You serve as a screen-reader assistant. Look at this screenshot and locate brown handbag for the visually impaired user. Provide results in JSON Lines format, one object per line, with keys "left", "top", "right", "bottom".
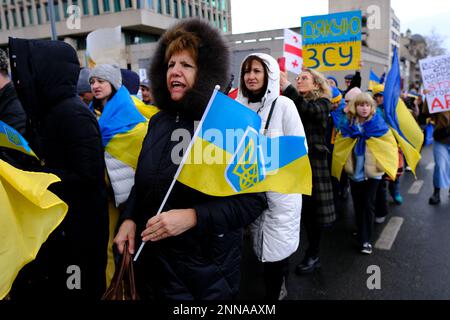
{"left": 102, "top": 242, "right": 139, "bottom": 300}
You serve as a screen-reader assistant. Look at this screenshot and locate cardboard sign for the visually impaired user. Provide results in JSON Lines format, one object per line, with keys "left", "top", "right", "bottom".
{"left": 419, "top": 54, "right": 450, "bottom": 114}
{"left": 301, "top": 11, "right": 362, "bottom": 72}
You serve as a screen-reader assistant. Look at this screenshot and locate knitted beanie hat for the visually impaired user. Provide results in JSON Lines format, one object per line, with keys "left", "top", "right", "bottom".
{"left": 89, "top": 64, "right": 122, "bottom": 90}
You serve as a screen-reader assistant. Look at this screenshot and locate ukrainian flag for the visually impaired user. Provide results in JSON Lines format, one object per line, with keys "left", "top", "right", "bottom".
{"left": 177, "top": 90, "right": 312, "bottom": 196}
{"left": 369, "top": 69, "right": 381, "bottom": 91}
{"left": 0, "top": 130, "right": 67, "bottom": 299}
{"left": 98, "top": 86, "right": 148, "bottom": 205}
{"left": 131, "top": 95, "right": 159, "bottom": 120}
{"left": 383, "top": 48, "right": 423, "bottom": 175}
{"left": 0, "top": 120, "right": 37, "bottom": 159}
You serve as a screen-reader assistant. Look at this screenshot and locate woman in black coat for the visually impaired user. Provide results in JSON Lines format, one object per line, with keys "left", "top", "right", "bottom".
{"left": 114, "top": 18, "right": 267, "bottom": 300}
{"left": 9, "top": 38, "right": 109, "bottom": 299}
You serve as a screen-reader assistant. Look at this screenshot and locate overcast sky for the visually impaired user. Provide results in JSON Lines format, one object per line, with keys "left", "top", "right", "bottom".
{"left": 230, "top": 0, "right": 450, "bottom": 51}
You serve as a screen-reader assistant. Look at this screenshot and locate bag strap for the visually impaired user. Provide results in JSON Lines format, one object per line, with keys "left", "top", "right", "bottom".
{"left": 263, "top": 98, "right": 278, "bottom": 135}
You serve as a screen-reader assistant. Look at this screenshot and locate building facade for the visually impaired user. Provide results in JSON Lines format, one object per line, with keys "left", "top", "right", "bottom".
{"left": 0, "top": 0, "right": 232, "bottom": 70}
{"left": 329, "top": 0, "right": 400, "bottom": 67}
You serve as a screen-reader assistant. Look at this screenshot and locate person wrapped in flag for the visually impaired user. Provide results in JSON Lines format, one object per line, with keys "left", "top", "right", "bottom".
{"left": 236, "top": 52, "right": 311, "bottom": 300}
{"left": 332, "top": 93, "right": 398, "bottom": 255}
{"left": 89, "top": 64, "right": 148, "bottom": 207}
{"left": 88, "top": 64, "right": 149, "bottom": 286}
{"left": 114, "top": 18, "right": 267, "bottom": 300}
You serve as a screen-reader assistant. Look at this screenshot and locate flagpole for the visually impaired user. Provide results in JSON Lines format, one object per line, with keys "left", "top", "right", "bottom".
{"left": 134, "top": 85, "right": 221, "bottom": 262}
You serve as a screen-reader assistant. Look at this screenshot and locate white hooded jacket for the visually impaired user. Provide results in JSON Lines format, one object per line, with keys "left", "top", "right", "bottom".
{"left": 236, "top": 53, "right": 308, "bottom": 262}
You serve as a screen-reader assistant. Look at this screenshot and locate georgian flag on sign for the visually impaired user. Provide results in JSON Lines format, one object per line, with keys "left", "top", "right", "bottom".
{"left": 283, "top": 29, "right": 303, "bottom": 75}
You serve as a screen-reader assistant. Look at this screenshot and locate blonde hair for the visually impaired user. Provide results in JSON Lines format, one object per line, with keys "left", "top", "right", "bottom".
{"left": 347, "top": 92, "right": 377, "bottom": 123}
{"left": 300, "top": 69, "right": 332, "bottom": 101}
{"left": 164, "top": 27, "right": 201, "bottom": 63}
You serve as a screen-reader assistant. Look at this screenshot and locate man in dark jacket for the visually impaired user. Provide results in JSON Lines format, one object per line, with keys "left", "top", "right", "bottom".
{"left": 8, "top": 38, "right": 109, "bottom": 300}
{"left": 0, "top": 48, "right": 26, "bottom": 134}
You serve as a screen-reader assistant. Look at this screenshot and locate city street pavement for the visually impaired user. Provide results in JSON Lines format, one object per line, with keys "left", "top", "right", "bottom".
{"left": 238, "top": 144, "right": 450, "bottom": 300}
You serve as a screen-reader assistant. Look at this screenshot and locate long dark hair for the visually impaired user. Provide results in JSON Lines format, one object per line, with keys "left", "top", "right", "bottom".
{"left": 240, "top": 55, "right": 269, "bottom": 102}
{"left": 92, "top": 86, "right": 117, "bottom": 113}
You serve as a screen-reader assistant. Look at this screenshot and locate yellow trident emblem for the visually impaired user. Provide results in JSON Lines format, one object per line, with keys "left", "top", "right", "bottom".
{"left": 232, "top": 137, "right": 261, "bottom": 191}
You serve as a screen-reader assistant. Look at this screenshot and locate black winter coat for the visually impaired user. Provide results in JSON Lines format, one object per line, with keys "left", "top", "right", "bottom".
{"left": 9, "top": 38, "right": 109, "bottom": 299}
{"left": 123, "top": 111, "right": 267, "bottom": 300}
{"left": 121, "top": 18, "right": 267, "bottom": 300}
{"left": 0, "top": 82, "right": 26, "bottom": 135}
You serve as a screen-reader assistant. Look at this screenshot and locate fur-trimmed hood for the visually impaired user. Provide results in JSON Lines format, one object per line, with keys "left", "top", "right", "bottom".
{"left": 150, "top": 18, "right": 230, "bottom": 121}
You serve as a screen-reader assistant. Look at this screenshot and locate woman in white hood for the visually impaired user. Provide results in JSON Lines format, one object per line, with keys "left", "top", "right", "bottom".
{"left": 236, "top": 53, "right": 307, "bottom": 300}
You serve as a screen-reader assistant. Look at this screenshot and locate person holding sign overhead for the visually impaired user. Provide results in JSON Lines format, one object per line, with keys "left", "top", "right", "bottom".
{"left": 280, "top": 66, "right": 336, "bottom": 274}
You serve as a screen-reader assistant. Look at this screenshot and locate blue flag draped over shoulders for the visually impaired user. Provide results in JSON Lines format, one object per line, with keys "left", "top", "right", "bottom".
{"left": 341, "top": 113, "right": 389, "bottom": 156}
{"left": 97, "top": 86, "right": 146, "bottom": 147}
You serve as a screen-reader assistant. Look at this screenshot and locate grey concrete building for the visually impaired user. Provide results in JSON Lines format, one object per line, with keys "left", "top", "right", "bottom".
{"left": 0, "top": 0, "right": 232, "bottom": 70}
{"left": 329, "top": 0, "right": 400, "bottom": 67}
{"left": 399, "top": 30, "right": 428, "bottom": 90}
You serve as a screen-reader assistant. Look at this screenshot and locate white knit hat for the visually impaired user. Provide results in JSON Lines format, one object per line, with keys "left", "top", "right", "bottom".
{"left": 89, "top": 64, "right": 122, "bottom": 90}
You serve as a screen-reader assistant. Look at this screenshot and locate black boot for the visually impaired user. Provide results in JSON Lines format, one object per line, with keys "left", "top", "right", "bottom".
{"left": 429, "top": 188, "right": 441, "bottom": 205}
{"left": 295, "top": 256, "right": 320, "bottom": 275}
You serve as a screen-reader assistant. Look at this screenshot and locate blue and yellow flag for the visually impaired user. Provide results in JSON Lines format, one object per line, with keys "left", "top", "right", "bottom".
{"left": 0, "top": 159, "right": 68, "bottom": 299}
{"left": 332, "top": 113, "right": 399, "bottom": 181}
{"left": 0, "top": 120, "right": 37, "bottom": 159}
{"left": 131, "top": 95, "right": 159, "bottom": 120}
{"left": 383, "top": 48, "right": 423, "bottom": 175}
{"left": 97, "top": 86, "right": 148, "bottom": 205}
{"left": 177, "top": 90, "right": 312, "bottom": 196}
{"left": 369, "top": 69, "right": 381, "bottom": 91}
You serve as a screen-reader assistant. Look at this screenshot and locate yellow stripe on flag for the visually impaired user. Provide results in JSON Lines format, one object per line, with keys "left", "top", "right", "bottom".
{"left": 177, "top": 138, "right": 312, "bottom": 196}
{"left": 0, "top": 159, "right": 68, "bottom": 299}
{"left": 332, "top": 134, "right": 357, "bottom": 180}
{"left": 105, "top": 121, "right": 148, "bottom": 170}
{"left": 132, "top": 96, "right": 159, "bottom": 120}
{"left": 366, "top": 131, "right": 399, "bottom": 181}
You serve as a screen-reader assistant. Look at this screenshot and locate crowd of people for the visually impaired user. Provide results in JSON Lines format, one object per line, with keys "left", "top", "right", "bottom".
{"left": 1, "top": 17, "right": 449, "bottom": 301}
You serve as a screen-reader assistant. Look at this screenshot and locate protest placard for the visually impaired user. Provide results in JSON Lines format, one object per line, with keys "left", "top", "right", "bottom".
{"left": 301, "top": 11, "right": 362, "bottom": 72}
{"left": 419, "top": 54, "right": 450, "bottom": 114}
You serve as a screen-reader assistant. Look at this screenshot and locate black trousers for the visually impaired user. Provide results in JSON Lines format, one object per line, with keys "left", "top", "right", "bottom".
{"left": 375, "top": 179, "right": 388, "bottom": 218}
{"left": 302, "top": 195, "right": 321, "bottom": 258}
{"left": 350, "top": 179, "right": 380, "bottom": 245}
{"left": 263, "top": 257, "right": 289, "bottom": 301}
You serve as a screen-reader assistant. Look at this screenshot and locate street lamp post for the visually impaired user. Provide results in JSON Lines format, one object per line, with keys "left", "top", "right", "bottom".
{"left": 47, "top": 0, "right": 58, "bottom": 40}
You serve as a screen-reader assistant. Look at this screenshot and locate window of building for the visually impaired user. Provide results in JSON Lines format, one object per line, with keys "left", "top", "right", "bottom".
{"left": 173, "top": 0, "right": 178, "bottom": 17}
{"left": 114, "top": 0, "right": 121, "bottom": 12}
{"left": 26, "top": 6, "right": 34, "bottom": 24}
{"left": 36, "top": 3, "right": 43, "bottom": 24}
{"left": 62, "top": 0, "right": 69, "bottom": 18}
{"left": 157, "top": 0, "right": 162, "bottom": 13}
{"left": 125, "top": 0, "right": 132, "bottom": 8}
{"left": 19, "top": 7, "right": 25, "bottom": 26}
{"left": 181, "top": 0, "right": 186, "bottom": 17}
{"left": 222, "top": 16, "right": 227, "bottom": 32}
{"left": 165, "top": 0, "right": 170, "bottom": 14}
{"left": 124, "top": 31, "right": 159, "bottom": 44}
{"left": 103, "top": 0, "right": 110, "bottom": 12}
{"left": 221, "top": 0, "right": 226, "bottom": 10}
{"left": 92, "top": 0, "right": 100, "bottom": 14}
{"left": 82, "top": 0, "right": 89, "bottom": 14}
